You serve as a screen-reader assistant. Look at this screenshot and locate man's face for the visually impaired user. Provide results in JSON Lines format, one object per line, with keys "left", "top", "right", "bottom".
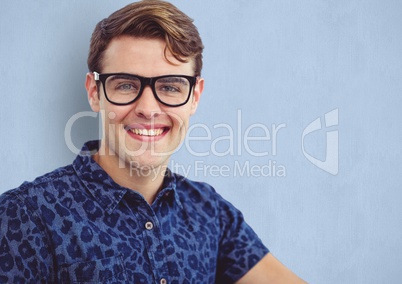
{"left": 86, "top": 36, "right": 203, "bottom": 172}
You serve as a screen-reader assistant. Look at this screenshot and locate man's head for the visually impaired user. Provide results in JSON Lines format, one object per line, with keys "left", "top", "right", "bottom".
{"left": 85, "top": 0, "right": 205, "bottom": 177}
{"left": 87, "top": 0, "right": 204, "bottom": 76}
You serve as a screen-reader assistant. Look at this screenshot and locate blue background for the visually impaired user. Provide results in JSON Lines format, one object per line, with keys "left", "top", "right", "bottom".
{"left": 1, "top": 1, "right": 402, "bottom": 282}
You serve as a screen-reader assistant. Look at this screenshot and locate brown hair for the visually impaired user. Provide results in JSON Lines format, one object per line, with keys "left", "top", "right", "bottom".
{"left": 87, "top": 0, "right": 204, "bottom": 76}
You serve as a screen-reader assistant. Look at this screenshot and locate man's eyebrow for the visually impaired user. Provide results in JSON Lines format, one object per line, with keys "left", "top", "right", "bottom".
{"left": 109, "top": 74, "right": 139, "bottom": 81}
{"left": 157, "top": 77, "right": 188, "bottom": 85}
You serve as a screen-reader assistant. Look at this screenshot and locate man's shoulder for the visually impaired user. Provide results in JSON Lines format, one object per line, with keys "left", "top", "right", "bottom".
{"left": 171, "top": 172, "right": 232, "bottom": 213}
{"left": 173, "top": 172, "right": 217, "bottom": 197}
{"left": 0, "top": 164, "right": 76, "bottom": 207}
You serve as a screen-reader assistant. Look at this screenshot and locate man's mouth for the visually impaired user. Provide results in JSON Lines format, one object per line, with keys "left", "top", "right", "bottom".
{"left": 124, "top": 124, "right": 170, "bottom": 140}
{"left": 129, "top": 128, "right": 165, "bottom": 137}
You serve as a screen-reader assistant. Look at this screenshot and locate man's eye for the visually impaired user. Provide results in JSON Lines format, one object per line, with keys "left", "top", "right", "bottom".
{"left": 160, "top": 85, "right": 180, "bottom": 92}
{"left": 118, "top": 84, "right": 133, "bottom": 90}
{"left": 116, "top": 82, "right": 138, "bottom": 92}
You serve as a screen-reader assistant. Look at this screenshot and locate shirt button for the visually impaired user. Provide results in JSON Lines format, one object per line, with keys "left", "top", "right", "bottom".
{"left": 145, "top": 221, "right": 154, "bottom": 230}
{"left": 160, "top": 278, "right": 167, "bottom": 284}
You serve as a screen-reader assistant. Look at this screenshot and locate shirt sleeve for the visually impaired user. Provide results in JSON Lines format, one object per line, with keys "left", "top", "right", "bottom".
{"left": 0, "top": 190, "right": 53, "bottom": 283}
{"left": 215, "top": 193, "right": 269, "bottom": 283}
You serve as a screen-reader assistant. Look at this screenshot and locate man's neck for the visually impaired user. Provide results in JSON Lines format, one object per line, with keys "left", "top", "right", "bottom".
{"left": 92, "top": 152, "right": 167, "bottom": 205}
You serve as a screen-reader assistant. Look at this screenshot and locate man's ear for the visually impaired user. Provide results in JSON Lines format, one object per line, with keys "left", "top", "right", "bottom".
{"left": 85, "top": 72, "right": 100, "bottom": 112}
{"left": 190, "top": 77, "right": 204, "bottom": 115}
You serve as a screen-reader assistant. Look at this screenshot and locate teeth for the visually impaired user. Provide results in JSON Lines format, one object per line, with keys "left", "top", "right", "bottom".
{"left": 130, "top": 128, "right": 164, "bottom": 136}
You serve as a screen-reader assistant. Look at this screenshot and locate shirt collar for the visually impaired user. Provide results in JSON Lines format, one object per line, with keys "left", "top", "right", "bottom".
{"left": 73, "top": 141, "right": 182, "bottom": 213}
{"left": 154, "top": 168, "right": 183, "bottom": 209}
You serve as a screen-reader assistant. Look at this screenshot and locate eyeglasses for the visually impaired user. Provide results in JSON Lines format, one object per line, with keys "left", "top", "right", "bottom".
{"left": 93, "top": 72, "right": 197, "bottom": 107}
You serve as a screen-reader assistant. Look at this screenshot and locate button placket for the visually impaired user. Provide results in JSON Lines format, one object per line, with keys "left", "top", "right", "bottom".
{"left": 140, "top": 205, "right": 168, "bottom": 283}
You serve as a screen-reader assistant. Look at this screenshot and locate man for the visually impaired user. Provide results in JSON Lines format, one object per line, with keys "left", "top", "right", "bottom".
{"left": 0, "top": 1, "right": 306, "bottom": 283}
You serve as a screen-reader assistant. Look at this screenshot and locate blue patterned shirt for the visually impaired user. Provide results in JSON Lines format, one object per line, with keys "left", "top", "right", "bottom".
{"left": 0, "top": 141, "right": 269, "bottom": 283}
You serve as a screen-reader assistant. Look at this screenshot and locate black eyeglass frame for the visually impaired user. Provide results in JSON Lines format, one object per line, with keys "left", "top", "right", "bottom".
{"left": 93, "top": 71, "right": 198, "bottom": 107}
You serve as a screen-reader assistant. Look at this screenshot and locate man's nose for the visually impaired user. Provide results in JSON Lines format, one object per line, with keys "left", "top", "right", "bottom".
{"left": 132, "top": 86, "right": 162, "bottom": 119}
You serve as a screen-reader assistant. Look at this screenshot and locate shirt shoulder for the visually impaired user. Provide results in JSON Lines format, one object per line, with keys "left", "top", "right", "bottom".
{"left": 174, "top": 174, "right": 218, "bottom": 200}
{"left": 172, "top": 173, "right": 226, "bottom": 217}
{"left": 171, "top": 173, "right": 248, "bottom": 235}
{"left": 0, "top": 166, "right": 76, "bottom": 282}
{"left": 0, "top": 164, "right": 76, "bottom": 214}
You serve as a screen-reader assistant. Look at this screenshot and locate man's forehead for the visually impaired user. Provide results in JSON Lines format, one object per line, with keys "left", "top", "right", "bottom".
{"left": 100, "top": 36, "right": 195, "bottom": 74}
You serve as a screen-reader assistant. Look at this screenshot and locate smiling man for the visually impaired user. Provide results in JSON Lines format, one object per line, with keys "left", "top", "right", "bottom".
{"left": 0, "top": 1, "right": 306, "bottom": 283}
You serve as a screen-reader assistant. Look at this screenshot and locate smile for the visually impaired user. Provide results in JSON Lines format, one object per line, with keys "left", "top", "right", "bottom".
{"left": 129, "top": 128, "right": 165, "bottom": 136}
